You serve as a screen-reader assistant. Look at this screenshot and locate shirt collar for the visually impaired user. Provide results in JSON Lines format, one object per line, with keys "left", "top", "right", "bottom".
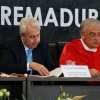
{"left": 21, "top": 40, "right": 29, "bottom": 53}
{"left": 80, "top": 38, "right": 97, "bottom": 52}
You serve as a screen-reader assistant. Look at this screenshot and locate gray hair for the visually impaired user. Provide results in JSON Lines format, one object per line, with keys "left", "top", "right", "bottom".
{"left": 79, "top": 18, "right": 100, "bottom": 32}
{"left": 20, "top": 17, "right": 41, "bottom": 34}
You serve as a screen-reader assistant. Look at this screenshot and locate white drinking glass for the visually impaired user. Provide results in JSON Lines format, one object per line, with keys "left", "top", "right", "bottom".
{"left": 66, "top": 60, "right": 75, "bottom": 65}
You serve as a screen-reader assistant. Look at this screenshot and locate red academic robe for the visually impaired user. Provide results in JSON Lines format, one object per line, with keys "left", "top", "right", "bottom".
{"left": 59, "top": 39, "right": 100, "bottom": 85}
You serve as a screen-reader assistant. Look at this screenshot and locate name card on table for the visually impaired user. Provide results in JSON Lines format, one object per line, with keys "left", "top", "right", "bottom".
{"left": 61, "top": 65, "right": 91, "bottom": 77}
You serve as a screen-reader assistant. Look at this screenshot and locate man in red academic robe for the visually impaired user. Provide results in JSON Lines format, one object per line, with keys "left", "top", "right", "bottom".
{"left": 59, "top": 18, "right": 100, "bottom": 85}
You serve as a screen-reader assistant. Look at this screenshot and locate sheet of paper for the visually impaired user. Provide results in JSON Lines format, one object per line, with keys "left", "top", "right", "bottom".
{"left": 61, "top": 65, "right": 91, "bottom": 77}
{"left": 28, "top": 68, "right": 62, "bottom": 77}
{"left": 50, "top": 68, "right": 62, "bottom": 77}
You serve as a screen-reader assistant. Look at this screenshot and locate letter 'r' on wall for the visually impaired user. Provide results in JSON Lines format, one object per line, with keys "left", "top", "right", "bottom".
{"left": 1, "top": 6, "right": 11, "bottom": 25}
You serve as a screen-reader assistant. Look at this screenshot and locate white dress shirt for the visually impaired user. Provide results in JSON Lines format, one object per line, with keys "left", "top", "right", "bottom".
{"left": 80, "top": 38, "right": 97, "bottom": 52}
{"left": 22, "top": 40, "right": 32, "bottom": 71}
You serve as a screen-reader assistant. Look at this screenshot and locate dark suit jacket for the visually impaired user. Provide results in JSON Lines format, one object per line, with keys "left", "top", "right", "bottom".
{"left": 0, "top": 35, "right": 57, "bottom": 74}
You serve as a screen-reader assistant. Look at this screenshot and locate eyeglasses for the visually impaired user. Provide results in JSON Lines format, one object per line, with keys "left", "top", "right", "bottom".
{"left": 85, "top": 32, "right": 100, "bottom": 38}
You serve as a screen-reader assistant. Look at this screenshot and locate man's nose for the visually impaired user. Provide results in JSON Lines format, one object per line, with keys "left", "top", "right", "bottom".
{"left": 34, "top": 37, "right": 39, "bottom": 42}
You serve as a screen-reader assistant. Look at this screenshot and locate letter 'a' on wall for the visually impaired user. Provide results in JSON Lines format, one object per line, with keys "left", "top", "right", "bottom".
{"left": 0, "top": 0, "right": 99, "bottom": 43}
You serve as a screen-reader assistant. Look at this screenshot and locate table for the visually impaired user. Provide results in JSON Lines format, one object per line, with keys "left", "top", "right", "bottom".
{"left": 27, "top": 77, "right": 100, "bottom": 100}
{"left": 0, "top": 77, "right": 26, "bottom": 100}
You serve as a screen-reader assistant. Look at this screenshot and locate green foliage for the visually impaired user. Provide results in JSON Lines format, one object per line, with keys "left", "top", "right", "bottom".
{"left": 0, "top": 89, "right": 10, "bottom": 100}
{"left": 1, "top": 86, "right": 87, "bottom": 100}
{"left": 22, "top": 94, "right": 26, "bottom": 100}
{"left": 57, "top": 85, "right": 87, "bottom": 100}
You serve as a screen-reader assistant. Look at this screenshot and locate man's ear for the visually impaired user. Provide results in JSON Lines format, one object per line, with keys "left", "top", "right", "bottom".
{"left": 80, "top": 31, "right": 85, "bottom": 39}
{"left": 20, "top": 32, "right": 25, "bottom": 40}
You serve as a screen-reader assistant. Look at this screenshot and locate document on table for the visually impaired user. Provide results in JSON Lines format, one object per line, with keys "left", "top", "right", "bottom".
{"left": 29, "top": 68, "right": 62, "bottom": 78}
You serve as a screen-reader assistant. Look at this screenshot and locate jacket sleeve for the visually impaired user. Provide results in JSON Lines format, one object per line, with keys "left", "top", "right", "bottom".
{"left": 0, "top": 43, "right": 27, "bottom": 74}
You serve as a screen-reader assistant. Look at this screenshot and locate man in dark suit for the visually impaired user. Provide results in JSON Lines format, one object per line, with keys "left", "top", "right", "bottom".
{"left": 0, "top": 17, "right": 57, "bottom": 75}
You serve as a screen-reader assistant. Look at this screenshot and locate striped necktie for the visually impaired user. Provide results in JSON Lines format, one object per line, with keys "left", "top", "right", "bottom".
{"left": 27, "top": 49, "right": 33, "bottom": 75}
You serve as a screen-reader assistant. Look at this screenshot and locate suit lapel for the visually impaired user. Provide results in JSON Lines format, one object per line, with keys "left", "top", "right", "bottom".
{"left": 32, "top": 48, "right": 40, "bottom": 62}
{"left": 32, "top": 49, "right": 36, "bottom": 62}
{"left": 17, "top": 36, "right": 27, "bottom": 63}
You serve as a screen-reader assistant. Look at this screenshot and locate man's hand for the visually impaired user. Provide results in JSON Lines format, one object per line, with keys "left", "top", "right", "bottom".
{"left": 29, "top": 62, "right": 50, "bottom": 76}
{"left": 89, "top": 68, "right": 100, "bottom": 77}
